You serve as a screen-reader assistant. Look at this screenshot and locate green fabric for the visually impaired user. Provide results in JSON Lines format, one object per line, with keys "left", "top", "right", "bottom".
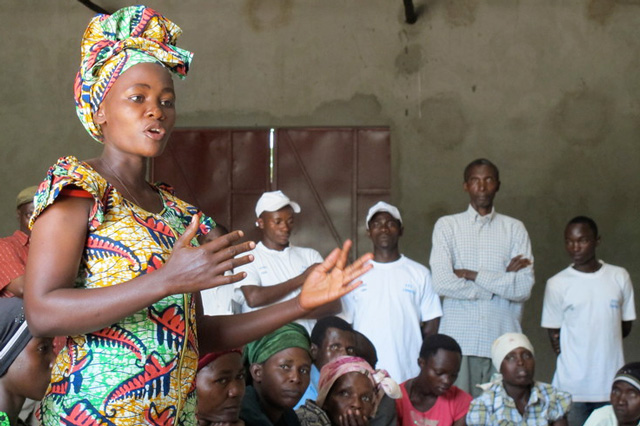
{"left": 244, "top": 323, "right": 310, "bottom": 365}
{"left": 0, "top": 412, "right": 9, "bottom": 426}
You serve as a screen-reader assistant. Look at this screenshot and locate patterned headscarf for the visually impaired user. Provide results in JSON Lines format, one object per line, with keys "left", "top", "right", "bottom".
{"left": 74, "top": 5, "right": 193, "bottom": 142}
{"left": 244, "top": 323, "right": 310, "bottom": 365}
{"left": 0, "top": 298, "right": 32, "bottom": 377}
{"left": 316, "top": 356, "right": 401, "bottom": 415}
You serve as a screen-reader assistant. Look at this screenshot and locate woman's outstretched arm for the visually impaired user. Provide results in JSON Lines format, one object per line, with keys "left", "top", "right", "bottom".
{"left": 197, "top": 240, "right": 373, "bottom": 352}
{"left": 24, "top": 198, "right": 253, "bottom": 337}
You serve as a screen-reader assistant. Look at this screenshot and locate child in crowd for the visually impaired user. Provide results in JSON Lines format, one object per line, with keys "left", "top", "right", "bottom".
{"left": 396, "top": 334, "right": 472, "bottom": 426}
{"left": 297, "top": 355, "right": 401, "bottom": 426}
{"left": 584, "top": 362, "right": 640, "bottom": 426}
{"left": 197, "top": 349, "right": 245, "bottom": 426}
{"left": 23, "top": 5, "right": 372, "bottom": 425}
{"left": 242, "top": 323, "right": 312, "bottom": 426}
{"left": 0, "top": 298, "right": 55, "bottom": 426}
{"left": 466, "top": 333, "right": 572, "bottom": 426}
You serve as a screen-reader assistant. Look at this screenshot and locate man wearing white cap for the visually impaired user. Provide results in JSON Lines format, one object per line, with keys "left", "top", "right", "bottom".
{"left": 233, "top": 190, "right": 328, "bottom": 334}
{"left": 0, "top": 185, "right": 38, "bottom": 298}
{"left": 342, "top": 201, "right": 442, "bottom": 383}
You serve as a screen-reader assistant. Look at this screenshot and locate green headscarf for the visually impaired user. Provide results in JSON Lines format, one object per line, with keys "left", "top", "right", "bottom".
{"left": 244, "top": 323, "right": 310, "bottom": 365}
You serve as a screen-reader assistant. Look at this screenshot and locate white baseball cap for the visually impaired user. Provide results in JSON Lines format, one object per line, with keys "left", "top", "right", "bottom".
{"left": 255, "top": 190, "right": 301, "bottom": 218}
{"left": 365, "top": 201, "right": 402, "bottom": 229}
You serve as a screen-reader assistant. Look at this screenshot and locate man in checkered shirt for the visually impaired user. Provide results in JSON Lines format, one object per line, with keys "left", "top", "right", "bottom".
{"left": 429, "top": 159, "right": 534, "bottom": 397}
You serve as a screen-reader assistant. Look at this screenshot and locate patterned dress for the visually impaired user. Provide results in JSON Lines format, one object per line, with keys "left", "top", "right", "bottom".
{"left": 34, "top": 157, "right": 213, "bottom": 426}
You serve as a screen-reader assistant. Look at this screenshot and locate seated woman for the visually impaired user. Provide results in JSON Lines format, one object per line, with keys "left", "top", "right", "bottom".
{"left": 584, "top": 362, "right": 640, "bottom": 426}
{"left": 241, "top": 323, "right": 312, "bottom": 426}
{"left": 197, "top": 348, "right": 245, "bottom": 426}
{"left": 396, "top": 334, "right": 472, "bottom": 426}
{"left": 297, "top": 355, "right": 401, "bottom": 426}
{"left": 466, "top": 333, "right": 572, "bottom": 426}
{"left": 0, "top": 298, "right": 55, "bottom": 426}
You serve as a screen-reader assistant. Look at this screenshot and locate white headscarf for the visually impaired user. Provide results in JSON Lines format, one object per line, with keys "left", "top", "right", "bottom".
{"left": 477, "top": 333, "right": 535, "bottom": 391}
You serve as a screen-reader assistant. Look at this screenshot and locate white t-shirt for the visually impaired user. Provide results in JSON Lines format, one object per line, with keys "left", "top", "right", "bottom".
{"left": 541, "top": 261, "right": 636, "bottom": 402}
{"left": 201, "top": 282, "right": 239, "bottom": 316}
{"left": 583, "top": 405, "right": 620, "bottom": 426}
{"left": 233, "top": 241, "right": 323, "bottom": 334}
{"left": 342, "top": 255, "right": 443, "bottom": 383}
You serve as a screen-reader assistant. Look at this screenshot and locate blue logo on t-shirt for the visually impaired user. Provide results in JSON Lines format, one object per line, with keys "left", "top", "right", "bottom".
{"left": 610, "top": 299, "right": 620, "bottom": 309}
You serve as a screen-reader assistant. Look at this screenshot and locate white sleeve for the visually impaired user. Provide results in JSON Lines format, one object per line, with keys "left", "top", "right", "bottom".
{"left": 541, "top": 278, "right": 564, "bottom": 328}
{"left": 419, "top": 269, "right": 443, "bottom": 322}
{"left": 620, "top": 269, "right": 636, "bottom": 321}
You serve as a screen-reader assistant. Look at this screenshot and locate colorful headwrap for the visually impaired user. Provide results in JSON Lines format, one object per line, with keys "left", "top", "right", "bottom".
{"left": 198, "top": 348, "right": 243, "bottom": 372}
{"left": 614, "top": 362, "right": 640, "bottom": 392}
{"left": 74, "top": 5, "right": 193, "bottom": 142}
{"left": 244, "top": 323, "right": 310, "bottom": 365}
{"left": 0, "top": 298, "right": 32, "bottom": 377}
{"left": 316, "top": 356, "right": 401, "bottom": 415}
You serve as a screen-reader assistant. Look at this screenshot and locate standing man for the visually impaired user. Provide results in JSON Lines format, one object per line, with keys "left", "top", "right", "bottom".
{"left": 430, "top": 159, "right": 534, "bottom": 397}
{"left": 343, "top": 201, "right": 442, "bottom": 383}
{"left": 0, "top": 185, "right": 38, "bottom": 298}
{"left": 542, "top": 216, "right": 635, "bottom": 426}
{"left": 233, "top": 190, "right": 330, "bottom": 334}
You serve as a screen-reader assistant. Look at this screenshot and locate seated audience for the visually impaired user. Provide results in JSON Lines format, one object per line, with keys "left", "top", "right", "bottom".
{"left": 353, "top": 331, "right": 397, "bottom": 426}
{"left": 197, "top": 348, "right": 245, "bottom": 426}
{"left": 295, "top": 316, "right": 357, "bottom": 410}
{"left": 396, "top": 334, "right": 472, "bottom": 426}
{"left": 466, "top": 333, "right": 571, "bottom": 426}
{"left": 241, "top": 323, "right": 312, "bottom": 426}
{"left": 0, "top": 298, "right": 55, "bottom": 426}
{"left": 584, "top": 362, "right": 640, "bottom": 426}
{"left": 297, "top": 356, "right": 401, "bottom": 426}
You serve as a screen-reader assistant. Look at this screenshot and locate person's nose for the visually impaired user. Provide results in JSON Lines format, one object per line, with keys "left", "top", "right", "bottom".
{"left": 288, "top": 369, "right": 302, "bottom": 383}
{"left": 228, "top": 380, "right": 243, "bottom": 397}
{"left": 146, "top": 102, "right": 165, "bottom": 120}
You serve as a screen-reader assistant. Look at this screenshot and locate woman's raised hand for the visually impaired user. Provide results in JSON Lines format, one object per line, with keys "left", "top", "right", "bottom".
{"left": 162, "top": 213, "right": 255, "bottom": 295}
{"left": 298, "top": 240, "right": 373, "bottom": 311}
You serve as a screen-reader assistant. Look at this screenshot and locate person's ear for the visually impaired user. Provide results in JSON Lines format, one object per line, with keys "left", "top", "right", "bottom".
{"left": 495, "top": 180, "right": 501, "bottom": 193}
{"left": 418, "top": 357, "right": 426, "bottom": 369}
{"left": 94, "top": 105, "right": 106, "bottom": 125}
{"left": 256, "top": 217, "right": 264, "bottom": 230}
{"left": 310, "top": 343, "right": 319, "bottom": 362}
{"left": 250, "top": 363, "right": 263, "bottom": 383}
{"left": 596, "top": 235, "right": 601, "bottom": 247}
{"left": 399, "top": 225, "right": 404, "bottom": 237}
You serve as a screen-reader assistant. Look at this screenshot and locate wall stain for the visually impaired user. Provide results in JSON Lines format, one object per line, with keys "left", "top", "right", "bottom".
{"left": 312, "top": 93, "right": 384, "bottom": 124}
{"left": 445, "top": 0, "right": 479, "bottom": 27}
{"left": 416, "top": 93, "right": 468, "bottom": 150}
{"left": 552, "top": 90, "right": 611, "bottom": 146}
{"left": 587, "top": 0, "right": 616, "bottom": 24}
{"left": 395, "top": 44, "right": 422, "bottom": 75}
{"left": 245, "top": 0, "right": 293, "bottom": 32}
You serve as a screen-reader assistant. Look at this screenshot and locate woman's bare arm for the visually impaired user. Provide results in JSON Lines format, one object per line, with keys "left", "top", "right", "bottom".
{"left": 24, "top": 197, "right": 253, "bottom": 337}
{"left": 197, "top": 240, "right": 373, "bottom": 352}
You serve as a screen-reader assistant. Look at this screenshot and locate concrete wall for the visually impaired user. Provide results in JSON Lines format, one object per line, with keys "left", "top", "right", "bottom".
{"left": 1, "top": 0, "right": 639, "bottom": 381}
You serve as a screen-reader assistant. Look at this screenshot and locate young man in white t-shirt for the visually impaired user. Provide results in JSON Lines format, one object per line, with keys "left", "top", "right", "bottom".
{"left": 542, "top": 216, "right": 636, "bottom": 426}
{"left": 342, "top": 201, "right": 442, "bottom": 383}
{"left": 232, "top": 190, "right": 336, "bottom": 334}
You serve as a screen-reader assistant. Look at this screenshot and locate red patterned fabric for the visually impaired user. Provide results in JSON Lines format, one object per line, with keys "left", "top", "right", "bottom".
{"left": 0, "top": 230, "right": 29, "bottom": 297}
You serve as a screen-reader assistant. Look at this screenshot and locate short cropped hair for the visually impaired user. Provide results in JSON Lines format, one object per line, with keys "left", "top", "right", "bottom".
{"left": 310, "top": 316, "right": 353, "bottom": 346}
{"left": 463, "top": 158, "right": 500, "bottom": 182}
{"left": 419, "top": 334, "right": 462, "bottom": 360}
{"left": 353, "top": 330, "right": 378, "bottom": 368}
{"left": 567, "top": 216, "right": 598, "bottom": 238}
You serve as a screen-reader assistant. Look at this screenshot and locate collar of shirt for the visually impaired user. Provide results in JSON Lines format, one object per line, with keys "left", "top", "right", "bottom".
{"left": 465, "top": 204, "right": 496, "bottom": 225}
{"left": 12, "top": 230, "right": 29, "bottom": 247}
{"left": 498, "top": 381, "right": 542, "bottom": 410}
